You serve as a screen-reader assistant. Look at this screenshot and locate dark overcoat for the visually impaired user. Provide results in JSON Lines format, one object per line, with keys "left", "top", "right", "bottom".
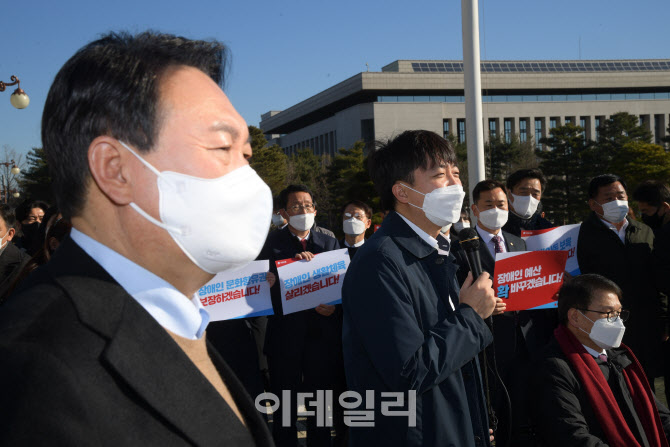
{"left": 577, "top": 212, "right": 663, "bottom": 378}
{"left": 342, "top": 212, "right": 493, "bottom": 447}
{"left": 0, "top": 237, "right": 273, "bottom": 446}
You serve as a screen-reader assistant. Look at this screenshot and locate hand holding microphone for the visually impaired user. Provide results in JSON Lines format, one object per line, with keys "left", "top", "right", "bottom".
{"left": 457, "top": 228, "right": 497, "bottom": 319}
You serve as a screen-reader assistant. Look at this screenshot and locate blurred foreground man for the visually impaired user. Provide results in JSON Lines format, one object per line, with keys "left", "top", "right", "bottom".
{"left": 342, "top": 130, "right": 496, "bottom": 447}
{"left": 0, "top": 32, "right": 274, "bottom": 446}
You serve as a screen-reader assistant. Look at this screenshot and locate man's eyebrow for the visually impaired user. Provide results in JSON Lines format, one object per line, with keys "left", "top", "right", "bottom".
{"left": 210, "top": 122, "right": 241, "bottom": 141}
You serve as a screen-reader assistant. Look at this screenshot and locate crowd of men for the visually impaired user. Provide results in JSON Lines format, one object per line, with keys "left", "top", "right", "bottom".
{"left": 0, "top": 30, "right": 669, "bottom": 447}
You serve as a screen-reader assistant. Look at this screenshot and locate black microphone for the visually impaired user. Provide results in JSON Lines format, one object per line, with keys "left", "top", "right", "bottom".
{"left": 458, "top": 227, "right": 483, "bottom": 280}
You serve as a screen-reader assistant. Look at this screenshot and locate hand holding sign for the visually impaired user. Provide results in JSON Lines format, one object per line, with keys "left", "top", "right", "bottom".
{"left": 493, "top": 251, "right": 568, "bottom": 311}
{"left": 276, "top": 248, "right": 351, "bottom": 315}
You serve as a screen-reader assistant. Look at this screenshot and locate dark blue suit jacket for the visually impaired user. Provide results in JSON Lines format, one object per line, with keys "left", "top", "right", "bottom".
{"left": 342, "top": 212, "right": 493, "bottom": 447}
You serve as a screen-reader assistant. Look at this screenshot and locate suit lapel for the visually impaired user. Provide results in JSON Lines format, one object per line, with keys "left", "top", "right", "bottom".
{"left": 48, "top": 238, "right": 255, "bottom": 446}
{"left": 479, "top": 238, "right": 495, "bottom": 275}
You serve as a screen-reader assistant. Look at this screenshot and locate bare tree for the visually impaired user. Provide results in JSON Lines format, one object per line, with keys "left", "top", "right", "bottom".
{"left": 0, "top": 145, "right": 25, "bottom": 205}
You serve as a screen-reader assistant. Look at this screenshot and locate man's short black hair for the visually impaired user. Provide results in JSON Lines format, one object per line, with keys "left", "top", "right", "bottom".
{"left": 368, "top": 130, "right": 457, "bottom": 212}
{"left": 506, "top": 168, "right": 547, "bottom": 192}
{"left": 557, "top": 274, "right": 623, "bottom": 326}
{"left": 342, "top": 200, "right": 372, "bottom": 219}
{"left": 472, "top": 179, "right": 507, "bottom": 204}
{"left": 633, "top": 180, "right": 670, "bottom": 207}
{"left": 588, "top": 174, "right": 627, "bottom": 199}
{"left": 279, "top": 185, "right": 314, "bottom": 209}
{"left": 42, "top": 31, "right": 228, "bottom": 220}
{"left": 15, "top": 200, "right": 49, "bottom": 223}
{"left": 0, "top": 205, "right": 17, "bottom": 230}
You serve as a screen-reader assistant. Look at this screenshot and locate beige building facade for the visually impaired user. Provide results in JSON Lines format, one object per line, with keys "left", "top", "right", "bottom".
{"left": 260, "top": 59, "right": 670, "bottom": 154}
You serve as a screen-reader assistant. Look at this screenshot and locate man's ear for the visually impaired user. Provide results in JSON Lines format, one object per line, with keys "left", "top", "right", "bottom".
{"left": 588, "top": 198, "right": 599, "bottom": 213}
{"left": 392, "top": 182, "right": 410, "bottom": 204}
{"left": 88, "top": 136, "right": 135, "bottom": 206}
{"left": 471, "top": 203, "right": 480, "bottom": 218}
{"left": 279, "top": 209, "right": 289, "bottom": 221}
{"left": 567, "top": 307, "right": 580, "bottom": 328}
{"left": 6, "top": 228, "right": 15, "bottom": 241}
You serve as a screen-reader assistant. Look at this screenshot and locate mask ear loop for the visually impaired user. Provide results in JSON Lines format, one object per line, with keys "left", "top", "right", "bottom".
{"left": 120, "top": 141, "right": 185, "bottom": 236}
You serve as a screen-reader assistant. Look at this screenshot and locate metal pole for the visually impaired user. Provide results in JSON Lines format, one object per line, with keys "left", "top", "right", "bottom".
{"left": 461, "top": 0, "right": 485, "bottom": 205}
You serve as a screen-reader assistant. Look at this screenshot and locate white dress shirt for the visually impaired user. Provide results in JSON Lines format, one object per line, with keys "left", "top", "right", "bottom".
{"left": 476, "top": 225, "right": 507, "bottom": 259}
{"left": 599, "top": 217, "right": 629, "bottom": 244}
{"left": 70, "top": 228, "right": 210, "bottom": 340}
{"left": 397, "top": 213, "right": 455, "bottom": 310}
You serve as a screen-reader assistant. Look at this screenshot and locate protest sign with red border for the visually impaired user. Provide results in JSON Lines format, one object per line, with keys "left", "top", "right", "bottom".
{"left": 493, "top": 250, "right": 568, "bottom": 311}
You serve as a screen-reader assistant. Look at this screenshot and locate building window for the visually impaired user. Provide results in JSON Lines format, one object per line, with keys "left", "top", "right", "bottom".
{"left": 535, "top": 118, "right": 543, "bottom": 150}
{"left": 443, "top": 119, "right": 450, "bottom": 139}
{"left": 565, "top": 117, "right": 573, "bottom": 125}
{"left": 504, "top": 119, "right": 512, "bottom": 143}
{"left": 519, "top": 119, "right": 528, "bottom": 143}
{"left": 580, "top": 117, "right": 586, "bottom": 138}
{"left": 655, "top": 115, "right": 664, "bottom": 144}
{"left": 489, "top": 119, "right": 497, "bottom": 139}
{"left": 595, "top": 117, "right": 601, "bottom": 141}
{"left": 457, "top": 119, "right": 466, "bottom": 143}
{"left": 549, "top": 117, "right": 557, "bottom": 130}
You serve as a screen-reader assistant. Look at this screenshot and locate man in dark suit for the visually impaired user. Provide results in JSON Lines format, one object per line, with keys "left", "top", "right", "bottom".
{"left": 502, "top": 168, "right": 554, "bottom": 237}
{"left": 259, "top": 184, "right": 341, "bottom": 447}
{"left": 0, "top": 31, "right": 273, "bottom": 446}
{"left": 0, "top": 205, "right": 28, "bottom": 301}
{"left": 452, "top": 179, "right": 526, "bottom": 447}
{"left": 578, "top": 174, "right": 664, "bottom": 387}
{"left": 634, "top": 180, "right": 670, "bottom": 406}
{"left": 339, "top": 200, "right": 372, "bottom": 259}
{"left": 342, "top": 130, "right": 497, "bottom": 447}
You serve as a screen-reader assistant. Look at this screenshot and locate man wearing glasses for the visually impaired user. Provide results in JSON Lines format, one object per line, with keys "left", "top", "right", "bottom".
{"left": 340, "top": 200, "right": 372, "bottom": 259}
{"left": 259, "top": 184, "right": 341, "bottom": 447}
{"left": 529, "top": 274, "right": 670, "bottom": 446}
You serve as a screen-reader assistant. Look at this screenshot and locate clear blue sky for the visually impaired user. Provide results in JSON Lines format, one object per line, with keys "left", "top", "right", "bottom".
{"left": 1, "top": 0, "right": 668, "bottom": 159}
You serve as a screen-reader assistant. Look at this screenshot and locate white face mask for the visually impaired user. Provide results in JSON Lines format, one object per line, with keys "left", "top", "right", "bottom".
{"left": 343, "top": 217, "right": 366, "bottom": 235}
{"left": 453, "top": 221, "right": 470, "bottom": 233}
{"left": 0, "top": 228, "right": 10, "bottom": 250}
{"left": 596, "top": 200, "right": 629, "bottom": 224}
{"left": 271, "top": 214, "right": 285, "bottom": 227}
{"left": 477, "top": 207, "right": 508, "bottom": 230}
{"left": 401, "top": 183, "right": 466, "bottom": 227}
{"left": 579, "top": 311, "right": 626, "bottom": 350}
{"left": 511, "top": 194, "right": 540, "bottom": 219}
{"left": 289, "top": 213, "right": 315, "bottom": 232}
{"left": 120, "top": 141, "right": 272, "bottom": 274}
{"left": 440, "top": 223, "right": 452, "bottom": 234}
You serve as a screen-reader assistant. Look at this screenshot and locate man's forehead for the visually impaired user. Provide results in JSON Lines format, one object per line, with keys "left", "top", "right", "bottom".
{"left": 599, "top": 182, "right": 625, "bottom": 194}
{"left": 287, "top": 192, "right": 312, "bottom": 203}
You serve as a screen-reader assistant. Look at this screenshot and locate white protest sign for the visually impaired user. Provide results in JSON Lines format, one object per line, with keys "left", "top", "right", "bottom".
{"left": 521, "top": 223, "right": 581, "bottom": 275}
{"left": 197, "top": 260, "right": 273, "bottom": 321}
{"left": 276, "top": 248, "right": 350, "bottom": 315}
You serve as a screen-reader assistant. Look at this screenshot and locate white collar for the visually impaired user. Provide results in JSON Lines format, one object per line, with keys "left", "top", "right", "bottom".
{"left": 70, "top": 228, "right": 209, "bottom": 340}
{"left": 397, "top": 212, "right": 438, "bottom": 249}
{"left": 599, "top": 217, "right": 628, "bottom": 243}
{"left": 344, "top": 238, "right": 365, "bottom": 248}
{"left": 582, "top": 344, "right": 607, "bottom": 358}
{"left": 476, "top": 225, "right": 505, "bottom": 245}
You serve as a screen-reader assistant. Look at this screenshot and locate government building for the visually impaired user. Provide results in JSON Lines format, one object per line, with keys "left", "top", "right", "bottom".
{"left": 259, "top": 59, "right": 670, "bottom": 154}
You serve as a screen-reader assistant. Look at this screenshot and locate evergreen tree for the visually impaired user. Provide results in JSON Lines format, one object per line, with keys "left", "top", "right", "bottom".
{"left": 18, "top": 147, "right": 53, "bottom": 204}
{"left": 537, "top": 124, "right": 592, "bottom": 224}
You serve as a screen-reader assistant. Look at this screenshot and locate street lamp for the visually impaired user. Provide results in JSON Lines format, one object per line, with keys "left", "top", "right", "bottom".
{"left": 0, "top": 76, "right": 29, "bottom": 109}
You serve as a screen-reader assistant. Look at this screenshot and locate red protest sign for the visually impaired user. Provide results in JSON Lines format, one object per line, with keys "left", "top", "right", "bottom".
{"left": 493, "top": 251, "right": 568, "bottom": 311}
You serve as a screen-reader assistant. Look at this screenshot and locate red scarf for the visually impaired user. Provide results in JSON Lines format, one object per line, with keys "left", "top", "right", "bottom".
{"left": 554, "top": 325, "right": 668, "bottom": 447}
